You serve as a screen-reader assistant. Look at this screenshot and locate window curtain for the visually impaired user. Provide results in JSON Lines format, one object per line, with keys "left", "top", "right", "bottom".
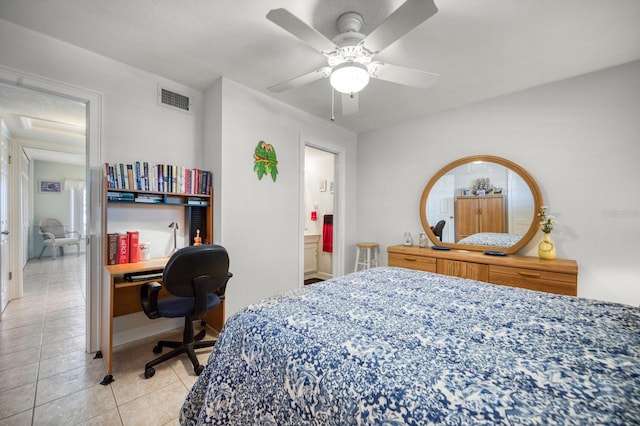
{"left": 65, "top": 179, "right": 86, "bottom": 236}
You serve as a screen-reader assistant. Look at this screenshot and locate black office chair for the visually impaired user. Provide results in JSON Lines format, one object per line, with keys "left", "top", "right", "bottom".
{"left": 432, "top": 220, "right": 446, "bottom": 241}
{"left": 140, "top": 244, "right": 232, "bottom": 378}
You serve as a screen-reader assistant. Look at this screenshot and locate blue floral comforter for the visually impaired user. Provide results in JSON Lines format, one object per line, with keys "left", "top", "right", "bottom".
{"left": 180, "top": 267, "right": 640, "bottom": 425}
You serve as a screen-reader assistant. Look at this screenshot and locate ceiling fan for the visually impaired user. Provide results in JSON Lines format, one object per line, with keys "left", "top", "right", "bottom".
{"left": 266, "top": 0, "right": 440, "bottom": 116}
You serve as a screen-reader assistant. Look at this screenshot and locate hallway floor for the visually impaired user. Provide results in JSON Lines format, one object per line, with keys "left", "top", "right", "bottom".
{"left": 0, "top": 254, "right": 215, "bottom": 425}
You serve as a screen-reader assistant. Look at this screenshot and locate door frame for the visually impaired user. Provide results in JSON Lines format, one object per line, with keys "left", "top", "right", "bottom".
{"left": 0, "top": 119, "right": 9, "bottom": 312}
{"left": 299, "top": 133, "right": 345, "bottom": 284}
{"left": 0, "top": 65, "right": 103, "bottom": 353}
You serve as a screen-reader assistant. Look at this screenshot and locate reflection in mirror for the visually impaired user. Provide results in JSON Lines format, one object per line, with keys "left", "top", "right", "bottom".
{"left": 420, "top": 156, "right": 542, "bottom": 254}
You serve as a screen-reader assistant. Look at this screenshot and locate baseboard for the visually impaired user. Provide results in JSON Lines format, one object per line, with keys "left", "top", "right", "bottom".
{"left": 316, "top": 272, "right": 332, "bottom": 280}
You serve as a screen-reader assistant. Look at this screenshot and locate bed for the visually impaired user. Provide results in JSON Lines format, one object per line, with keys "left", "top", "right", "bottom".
{"left": 180, "top": 267, "right": 640, "bottom": 425}
{"left": 457, "top": 232, "right": 522, "bottom": 248}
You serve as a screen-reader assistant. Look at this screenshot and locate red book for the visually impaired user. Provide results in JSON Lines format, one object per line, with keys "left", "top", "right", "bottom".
{"left": 117, "top": 234, "right": 128, "bottom": 264}
{"left": 127, "top": 231, "right": 140, "bottom": 263}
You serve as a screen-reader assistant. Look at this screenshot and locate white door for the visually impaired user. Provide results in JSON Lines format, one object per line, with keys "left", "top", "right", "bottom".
{"left": 426, "top": 174, "right": 455, "bottom": 243}
{"left": 0, "top": 120, "right": 10, "bottom": 312}
{"left": 21, "top": 151, "right": 30, "bottom": 268}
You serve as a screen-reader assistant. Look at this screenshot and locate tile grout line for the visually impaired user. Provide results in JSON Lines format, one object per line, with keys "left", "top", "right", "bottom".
{"left": 30, "top": 263, "right": 50, "bottom": 426}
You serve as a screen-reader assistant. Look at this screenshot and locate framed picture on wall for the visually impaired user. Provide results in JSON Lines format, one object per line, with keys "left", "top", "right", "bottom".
{"left": 40, "top": 180, "right": 62, "bottom": 193}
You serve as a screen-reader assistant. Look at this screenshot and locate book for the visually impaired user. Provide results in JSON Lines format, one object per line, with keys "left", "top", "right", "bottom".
{"left": 107, "top": 233, "right": 119, "bottom": 265}
{"left": 143, "top": 162, "right": 150, "bottom": 191}
{"left": 117, "top": 234, "right": 128, "bottom": 264}
{"left": 111, "top": 166, "right": 119, "bottom": 189}
{"left": 127, "top": 231, "right": 139, "bottom": 263}
{"left": 119, "top": 163, "right": 126, "bottom": 189}
{"left": 163, "top": 164, "right": 170, "bottom": 192}
{"left": 172, "top": 165, "right": 177, "bottom": 193}
{"left": 135, "top": 161, "right": 141, "bottom": 190}
{"left": 127, "top": 164, "right": 134, "bottom": 190}
{"left": 104, "top": 163, "right": 112, "bottom": 188}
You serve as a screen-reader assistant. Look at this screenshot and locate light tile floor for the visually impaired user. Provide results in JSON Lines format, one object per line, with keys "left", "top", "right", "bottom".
{"left": 0, "top": 254, "right": 216, "bottom": 425}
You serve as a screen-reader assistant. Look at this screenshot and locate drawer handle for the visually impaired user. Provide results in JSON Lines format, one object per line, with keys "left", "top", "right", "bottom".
{"left": 403, "top": 257, "right": 417, "bottom": 262}
{"left": 518, "top": 271, "right": 542, "bottom": 278}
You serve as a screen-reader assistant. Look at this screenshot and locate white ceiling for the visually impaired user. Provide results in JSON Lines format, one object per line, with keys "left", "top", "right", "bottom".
{"left": 0, "top": 82, "right": 86, "bottom": 165}
{"left": 0, "top": 0, "right": 639, "bottom": 137}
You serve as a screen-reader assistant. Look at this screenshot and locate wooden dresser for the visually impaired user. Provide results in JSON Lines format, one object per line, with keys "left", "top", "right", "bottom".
{"left": 387, "top": 245, "right": 578, "bottom": 296}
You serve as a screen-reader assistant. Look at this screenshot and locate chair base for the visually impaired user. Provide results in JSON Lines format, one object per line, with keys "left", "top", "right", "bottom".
{"left": 38, "top": 244, "right": 81, "bottom": 260}
{"left": 143, "top": 319, "right": 217, "bottom": 378}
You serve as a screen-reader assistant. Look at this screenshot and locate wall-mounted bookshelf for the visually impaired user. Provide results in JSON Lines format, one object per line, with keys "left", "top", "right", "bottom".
{"left": 103, "top": 163, "right": 213, "bottom": 267}
{"left": 104, "top": 162, "right": 211, "bottom": 195}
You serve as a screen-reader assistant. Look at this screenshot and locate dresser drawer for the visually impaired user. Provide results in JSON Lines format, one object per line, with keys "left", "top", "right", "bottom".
{"left": 437, "top": 259, "right": 488, "bottom": 282}
{"left": 489, "top": 265, "right": 577, "bottom": 296}
{"left": 388, "top": 253, "right": 436, "bottom": 273}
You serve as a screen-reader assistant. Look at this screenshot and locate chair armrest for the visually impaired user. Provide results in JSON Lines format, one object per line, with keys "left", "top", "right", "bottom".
{"left": 140, "top": 281, "right": 162, "bottom": 319}
{"left": 40, "top": 231, "right": 56, "bottom": 241}
{"left": 66, "top": 230, "right": 81, "bottom": 240}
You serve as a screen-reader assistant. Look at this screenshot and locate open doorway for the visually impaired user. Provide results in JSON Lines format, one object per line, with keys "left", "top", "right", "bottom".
{"left": 303, "top": 146, "right": 335, "bottom": 285}
{"left": 0, "top": 71, "right": 100, "bottom": 353}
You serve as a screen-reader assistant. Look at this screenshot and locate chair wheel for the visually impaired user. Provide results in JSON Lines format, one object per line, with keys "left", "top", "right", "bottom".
{"left": 152, "top": 345, "right": 162, "bottom": 354}
{"left": 195, "top": 364, "right": 204, "bottom": 375}
{"left": 144, "top": 367, "right": 155, "bottom": 379}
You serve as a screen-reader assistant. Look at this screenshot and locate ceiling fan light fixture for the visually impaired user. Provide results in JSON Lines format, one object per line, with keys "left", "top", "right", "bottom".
{"left": 330, "top": 62, "right": 370, "bottom": 94}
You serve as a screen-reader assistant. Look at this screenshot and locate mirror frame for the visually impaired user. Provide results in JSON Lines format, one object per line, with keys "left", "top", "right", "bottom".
{"left": 419, "top": 155, "right": 543, "bottom": 254}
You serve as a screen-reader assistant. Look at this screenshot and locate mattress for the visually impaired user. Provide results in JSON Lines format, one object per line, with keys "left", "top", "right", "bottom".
{"left": 180, "top": 267, "right": 640, "bottom": 425}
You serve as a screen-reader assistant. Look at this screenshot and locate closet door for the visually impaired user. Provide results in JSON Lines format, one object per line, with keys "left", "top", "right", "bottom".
{"left": 479, "top": 196, "right": 505, "bottom": 233}
{"left": 455, "top": 197, "right": 477, "bottom": 242}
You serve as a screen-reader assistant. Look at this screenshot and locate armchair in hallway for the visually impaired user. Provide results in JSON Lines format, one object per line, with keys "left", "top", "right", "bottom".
{"left": 38, "top": 218, "right": 81, "bottom": 259}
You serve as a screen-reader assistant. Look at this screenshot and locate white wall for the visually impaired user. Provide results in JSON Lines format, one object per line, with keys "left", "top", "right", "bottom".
{"left": 0, "top": 19, "right": 204, "bottom": 169}
{"left": 0, "top": 19, "right": 206, "bottom": 344}
{"left": 32, "top": 160, "right": 85, "bottom": 258}
{"left": 358, "top": 60, "right": 640, "bottom": 306}
{"left": 204, "top": 78, "right": 357, "bottom": 318}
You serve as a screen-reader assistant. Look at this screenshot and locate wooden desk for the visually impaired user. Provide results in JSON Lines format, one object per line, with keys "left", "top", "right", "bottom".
{"left": 100, "top": 258, "right": 225, "bottom": 384}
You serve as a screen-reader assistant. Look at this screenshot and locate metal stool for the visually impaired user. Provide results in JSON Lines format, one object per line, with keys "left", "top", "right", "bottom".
{"left": 354, "top": 242, "right": 379, "bottom": 272}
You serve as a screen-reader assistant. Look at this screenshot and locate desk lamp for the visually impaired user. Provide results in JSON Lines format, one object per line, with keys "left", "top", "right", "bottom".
{"left": 168, "top": 222, "right": 179, "bottom": 254}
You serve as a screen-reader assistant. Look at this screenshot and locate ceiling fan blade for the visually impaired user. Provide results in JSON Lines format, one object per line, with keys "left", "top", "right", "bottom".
{"left": 268, "top": 67, "right": 331, "bottom": 93}
{"left": 341, "top": 92, "right": 359, "bottom": 116}
{"left": 369, "top": 62, "right": 439, "bottom": 89}
{"left": 362, "top": 0, "right": 438, "bottom": 54}
{"left": 267, "top": 8, "right": 338, "bottom": 54}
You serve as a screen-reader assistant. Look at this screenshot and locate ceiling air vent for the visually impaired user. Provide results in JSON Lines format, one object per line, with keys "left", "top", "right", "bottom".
{"left": 158, "top": 87, "right": 191, "bottom": 113}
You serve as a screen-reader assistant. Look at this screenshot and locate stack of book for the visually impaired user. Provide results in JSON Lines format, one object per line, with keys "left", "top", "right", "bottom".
{"left": 134, "top": 194, "right": 163, "bottom": 204}
{"left": 104, "top": 162, "right": 212, "bottom": 195}
{"left": 106, "top": 231, "right": 140, "bottom": 265}
{"left": 187, "top": 197, "right": 209, "bottom": 206}
{"left": 107, "top": 191, "right": 134, "bottom": 202}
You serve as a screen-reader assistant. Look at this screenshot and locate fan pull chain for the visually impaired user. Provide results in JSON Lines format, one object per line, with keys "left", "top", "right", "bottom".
{"left": 330, "top": 88, "right": 335, "bottom": 122}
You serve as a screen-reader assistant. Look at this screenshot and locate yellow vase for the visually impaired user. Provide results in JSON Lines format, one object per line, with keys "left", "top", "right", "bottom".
{"left": 538, "top": 233, "right": 556, "bottom": 260}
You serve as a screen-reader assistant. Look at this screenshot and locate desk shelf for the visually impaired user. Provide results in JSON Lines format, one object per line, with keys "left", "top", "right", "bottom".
{"left": 103, "top": 177, "right": 214, "bottom": 264}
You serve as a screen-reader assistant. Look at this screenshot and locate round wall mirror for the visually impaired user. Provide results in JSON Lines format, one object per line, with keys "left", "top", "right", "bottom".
{"left": 420, "top": 155, "right": 543, "bottom": 254}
